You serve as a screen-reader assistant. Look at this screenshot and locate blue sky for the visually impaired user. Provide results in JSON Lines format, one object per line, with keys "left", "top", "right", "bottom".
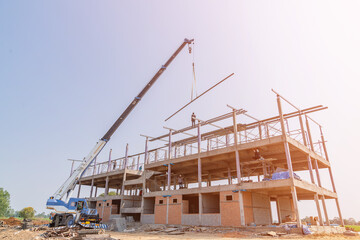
{"left": 1, "top": 0, "right": 360, "bottom": 220}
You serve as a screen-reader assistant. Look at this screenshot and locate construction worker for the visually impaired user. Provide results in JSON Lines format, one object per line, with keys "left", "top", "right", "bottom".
{"left": 177, "top": 174, "right": 184, "bottom": 189}
{"left": 253, "top": 148, "right": 261, "bottom": 160}
{"left": 191, "top": 113, "right": 196, "bottom": 127}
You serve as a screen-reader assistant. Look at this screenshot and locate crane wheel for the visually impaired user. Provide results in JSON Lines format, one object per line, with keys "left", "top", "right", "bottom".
{"left": 65, "top": 215, "right": 74, "bottom": 227}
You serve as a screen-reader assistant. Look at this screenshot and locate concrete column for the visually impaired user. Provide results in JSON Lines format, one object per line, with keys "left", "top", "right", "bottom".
{"left": 137, "top": 156, "right": 140, "bottom": 170}
{"left": 121, "top": 144, "right": 129, "bottom": 194}
{"left": 90, "top": 178, "right": 94, "bottom": 198}
{"left": 107, "top": 149, "right": 112, "bottom": 172}
{"left": 168, "top": 129, "right": 172, "bottom": 159}
{"left": 166, "top": 196, "right": 169, "bottom": 224}
{"left": 167, "top": 130, "right": 172, "bottom": 191}
{"left": 144, "top": 137, "right": 149, "bottom": 164}
{"left": 199, "top": 193, "right": 203, "bottom": 224}
{"left": 140, "top": 172, "right": 146, "bottom": 214}
{"left": 105, "top": 176, "right": 109, "bottom": 195}
{"left": 276, "top": 95, "right": 301, "bottom": 227}
{"left": 227, "top": 167, "right": 231, "bottom": 184}
{"left": 321, "top": 195, "right": 330, "bottom": 226}
{"left": 77, "top": 182, "right": 81, "bottom": 198}
{"left": 167, "top": 164, "right": 172, "bottom": 191}
{"left": 238, "top": 191, "right": 245, "bottom": 225}
{"left": 231, "top": 110, "right": 241, "bottom": 183}
{"left": 124, "top": 144, "right": 129, "bottom": 169}
{"left": 259, "top": 123, "right": 262, "bottom": 140}
{"left": 95, "top": 186, "right": 98, "bottom": 197}
{"left": 230, "top": 109, "right": 245, "bottom": 226}
{"left": 314, "top": 194, "right": 324, "bottom": 226}
{"left": 276, "top": 198, "right": 281, "bottom": 224}
{"left": 197, "top": 121, "right": 202, "bottom": 188}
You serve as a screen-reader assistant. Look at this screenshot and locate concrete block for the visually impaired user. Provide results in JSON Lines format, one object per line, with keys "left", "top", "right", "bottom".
{"left": 109, "top": 217, "right": 126, "bottom": 232}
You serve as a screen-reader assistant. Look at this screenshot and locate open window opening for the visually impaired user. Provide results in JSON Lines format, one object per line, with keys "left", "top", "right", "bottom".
{"left": 202, "top": 193, "right": 220, "bottom": 213}
{"left": 270, "top": 200, "right": 279, "bottom": 224}
{"left": 122, "top": 213, "right": 140, "bottom": 222}
{"left": 182, "top": 194, "right": 199, "bottom": 214}
{"left": 111, "top": 200, "right": 121, "bottom": 214}
{"left": 143, "top": 197, "right": 155, "bottom": 214}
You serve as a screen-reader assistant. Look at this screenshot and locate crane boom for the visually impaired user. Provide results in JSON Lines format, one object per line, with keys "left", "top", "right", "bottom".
{"left": 102, "top": 38, "right": 193, "bottom": 141}
{"left": 47, "top": 38, "right": 194, "bottom": 205}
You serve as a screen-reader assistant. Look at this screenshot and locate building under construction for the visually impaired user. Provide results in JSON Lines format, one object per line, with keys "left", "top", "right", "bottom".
{"left": 74, "top": 91, "right": 344, "bottom": 228}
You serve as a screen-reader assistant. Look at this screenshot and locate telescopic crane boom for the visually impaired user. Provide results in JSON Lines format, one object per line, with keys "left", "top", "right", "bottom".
{"left": 47, "top": 38, "right": 194, "bottom": 207}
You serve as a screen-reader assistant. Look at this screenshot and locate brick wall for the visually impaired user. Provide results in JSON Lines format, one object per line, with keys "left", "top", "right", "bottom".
{"left": 96, "top": 200, "right": 112, "bottom": 223}
{"left": 278, "top": 197, "right": 295, "bottom": 222}
{"left": 154, "top": 195, "right": 182, "bottom": 224}
{"left": 220, "top": 191, "right": 241, "bottom": 226}
{"left": 243, "top": 191, "right": 254, "bottom": 225}
{"left": 252, "top": 193, "right": 271, "bottom": 225}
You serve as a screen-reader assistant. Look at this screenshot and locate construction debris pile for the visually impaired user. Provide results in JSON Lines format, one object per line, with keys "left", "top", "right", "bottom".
{"left": 38, "top": 227, "right": 116, "bottom": 239}
{"left": 127, "top": 224, "right": 301, "bottom": 237}
{"left": 0, "top": 224, "right": 118, "bottom": 240}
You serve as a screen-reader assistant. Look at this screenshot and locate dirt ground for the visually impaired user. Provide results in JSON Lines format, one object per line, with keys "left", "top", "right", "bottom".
{"left": 0, "top": 217, "right": 50, "bottom": 226}
{"left": 0, "top": 227, "right": 359, "bottom": 240}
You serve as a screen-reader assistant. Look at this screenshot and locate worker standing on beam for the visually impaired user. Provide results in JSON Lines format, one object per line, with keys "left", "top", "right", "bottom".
{"left": 191, "top": 112, "right": 196, "bottom": 127}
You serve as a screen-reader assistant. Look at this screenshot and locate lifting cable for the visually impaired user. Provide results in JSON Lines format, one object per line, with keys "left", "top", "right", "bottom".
{"left": 189, "top": 41, "right": 197, "bottom": 101}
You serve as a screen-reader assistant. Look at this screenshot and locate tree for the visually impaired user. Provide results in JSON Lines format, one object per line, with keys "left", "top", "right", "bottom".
{"left": 330, "top": 217, "right": 341, "bottom": 225}
{"left": 19, "top": 207, "right": 36, "bottom": 219}
{"left": 344, "top": 218, "right": 357, "bottom": 226}
{"left": 35, "top": 212, "right": 50, "bottom": 218}
{"left": 0, "top": 188, "right": 11, "bottom": 217}
{"left": 98, "top": 191, "right": 117, "bottom": 197}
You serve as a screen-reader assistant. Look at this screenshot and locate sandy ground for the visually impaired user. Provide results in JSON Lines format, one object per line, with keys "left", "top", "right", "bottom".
{"left": 1, "top": 227, "right": 359, "bottom": 240}
{"left": 109, "top": 232, "right": 359, "bottom": 240}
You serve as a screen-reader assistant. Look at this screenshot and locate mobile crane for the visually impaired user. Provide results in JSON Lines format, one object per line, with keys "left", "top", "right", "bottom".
{"left": 46, "top": 38, "right": 194, "bottom": 228}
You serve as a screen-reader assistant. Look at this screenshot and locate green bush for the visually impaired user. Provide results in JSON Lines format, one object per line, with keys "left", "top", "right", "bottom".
{"left": 18, "top": 207, "right": 36, "bottom": 219}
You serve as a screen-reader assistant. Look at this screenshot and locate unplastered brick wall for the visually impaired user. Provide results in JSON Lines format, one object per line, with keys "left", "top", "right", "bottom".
{"left": 243, "top": 191, "right": 254, "bottom": 225}
{"left": 154, "top": 195, "right": 182, "bottom": 224}
{"left": 96, "top": 199, "right": 112, "bottom": 223}
{"left": 220, "top": 191, "right": 241, "bottom": 226}
{"left": 278, "top": 197, "right": 295, "bottom": 222}
{"left": 168, "top": 195, "right": 182, "bottom": 224}
{"left": 251, "top": 193, "right": 271, "bottom": 225}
